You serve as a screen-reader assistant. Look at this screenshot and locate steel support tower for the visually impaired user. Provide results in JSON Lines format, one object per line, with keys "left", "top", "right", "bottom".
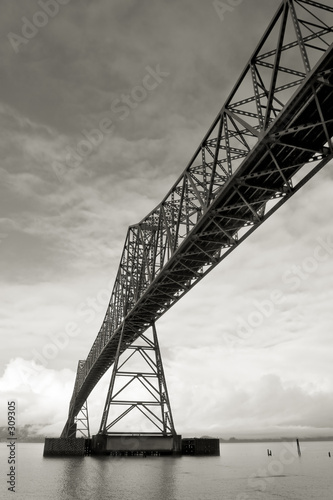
{"left": 98, "top": 323, "right": 176, "bottom": 437}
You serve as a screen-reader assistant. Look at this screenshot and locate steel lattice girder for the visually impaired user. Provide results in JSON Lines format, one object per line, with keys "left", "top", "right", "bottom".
{"left": 62, "top": 0, "right": 333, "bottom": 434}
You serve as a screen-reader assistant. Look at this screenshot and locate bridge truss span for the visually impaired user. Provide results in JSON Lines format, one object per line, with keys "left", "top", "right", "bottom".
{"left": 61, "top": 0, "right": 333, "bottom": 438}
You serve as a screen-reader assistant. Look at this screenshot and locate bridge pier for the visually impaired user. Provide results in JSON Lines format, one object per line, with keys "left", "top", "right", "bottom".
{"left": 43, "top": 435, "right": 220, "bottom": 457}
{"left": 43, "top": 437, "right": 86, "bottom": 457}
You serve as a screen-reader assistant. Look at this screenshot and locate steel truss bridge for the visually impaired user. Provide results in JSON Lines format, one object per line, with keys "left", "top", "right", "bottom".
{"left": 61, "top": 0, "right": 333, "bottom": 439}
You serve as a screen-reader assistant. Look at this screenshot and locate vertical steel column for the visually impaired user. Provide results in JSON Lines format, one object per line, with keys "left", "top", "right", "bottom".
{"left": 98, "top": 322, "right": 126, "bottom": 434}
{"left": 152, "top": 323, "right": 176, "bottom": 436}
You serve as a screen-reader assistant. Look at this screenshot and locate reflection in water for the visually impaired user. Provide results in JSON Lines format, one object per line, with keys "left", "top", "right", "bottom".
{"left": 56, "top": 453, "right": 231, "bottom": 500}
{"left": 60, "top": 454, "right": 179, "bottom": 500}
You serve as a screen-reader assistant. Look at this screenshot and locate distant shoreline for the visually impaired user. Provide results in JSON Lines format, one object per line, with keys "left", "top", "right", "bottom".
{"left": 218, "top": 437, "right": 333, "bottom": 443}
{"left": 1, "top": 436, "right": 333, "bottom": 444}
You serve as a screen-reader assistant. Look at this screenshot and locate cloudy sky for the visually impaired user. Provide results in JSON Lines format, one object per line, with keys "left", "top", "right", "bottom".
{"left": 1, "top": 0, "right": 332, "bottom": 439}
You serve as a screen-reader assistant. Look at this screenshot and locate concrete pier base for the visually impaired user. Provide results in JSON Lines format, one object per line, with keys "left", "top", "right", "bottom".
{"left": 43, "top": 437, "right": 86, "bottom": 457}
{"left": 91, "top": 434, "right": 182, "bottom": 456}
{"left": 43, "top": 435, "right": 220, "bottom": 457}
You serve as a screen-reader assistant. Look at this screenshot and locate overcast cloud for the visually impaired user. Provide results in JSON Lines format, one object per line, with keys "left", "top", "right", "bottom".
{"left": 1, "top": 0, "right": 332, "bottom": 439}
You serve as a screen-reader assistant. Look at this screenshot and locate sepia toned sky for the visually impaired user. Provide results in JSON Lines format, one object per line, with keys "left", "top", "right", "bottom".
{"left": 1, "top": 0, "right": 332, "bottom": 439}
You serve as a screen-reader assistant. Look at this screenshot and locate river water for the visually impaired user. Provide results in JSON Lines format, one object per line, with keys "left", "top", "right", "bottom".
{"left": 1, "top": 441, "right": 332, "bottom": 499}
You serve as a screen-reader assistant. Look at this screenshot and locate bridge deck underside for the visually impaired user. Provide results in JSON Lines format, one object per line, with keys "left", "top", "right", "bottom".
{"left": 68, "top": 45, "right": 333, "bottom": 418}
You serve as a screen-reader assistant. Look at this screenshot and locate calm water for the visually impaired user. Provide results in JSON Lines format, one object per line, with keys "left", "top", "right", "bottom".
{"left": 1, "top": 441, "right": 332, "bottom": 499}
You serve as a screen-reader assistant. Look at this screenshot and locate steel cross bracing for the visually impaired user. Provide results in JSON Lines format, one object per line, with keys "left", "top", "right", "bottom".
{"left": 98, "top": 323, "right": 176, "bottom": 436}
{"left": 61, "top": 0, "right": 333, "bottom": 437}
{"left": 72, "top": 400, "right": 90, "bottom": 439}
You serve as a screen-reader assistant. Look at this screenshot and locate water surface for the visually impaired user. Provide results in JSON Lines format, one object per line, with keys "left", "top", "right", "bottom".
{"left": 1, "top": 441, "right": 332, "bottom": 499}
